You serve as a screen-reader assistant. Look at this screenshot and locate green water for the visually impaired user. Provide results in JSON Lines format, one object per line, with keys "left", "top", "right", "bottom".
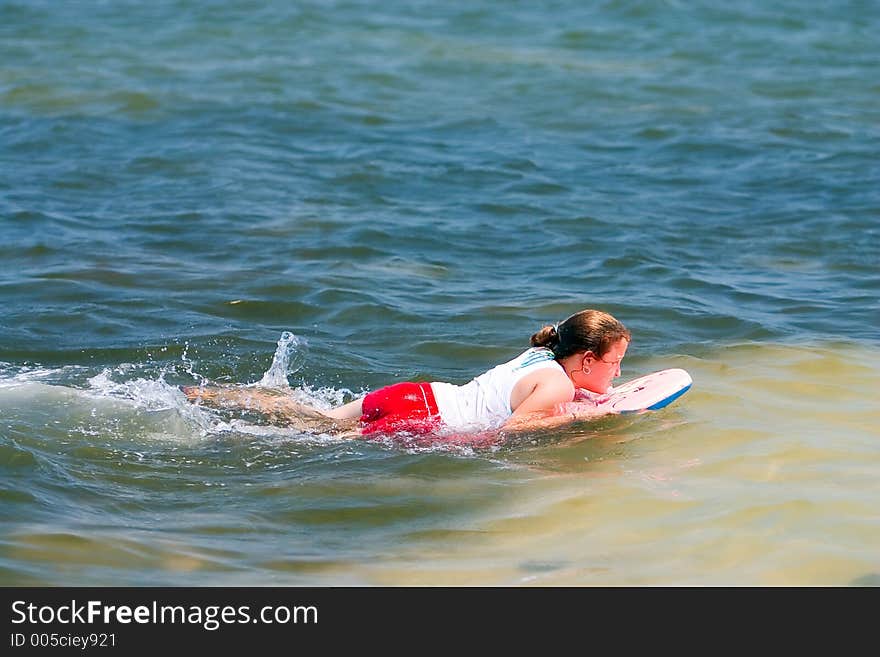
{"left": 1, "top": 0, "right": 878, "bottom": 585}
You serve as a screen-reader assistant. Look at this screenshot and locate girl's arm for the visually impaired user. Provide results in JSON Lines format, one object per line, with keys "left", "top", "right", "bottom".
{"left": 502, "top": 369, "right": 607, "bottom": 432}
{"left": 501, "top": 400, "right": 610, "bottom": 433}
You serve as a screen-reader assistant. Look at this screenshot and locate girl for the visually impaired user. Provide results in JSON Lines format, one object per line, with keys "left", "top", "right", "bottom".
{"left": 183, "top": 309, "right": 630, "bottom": 439}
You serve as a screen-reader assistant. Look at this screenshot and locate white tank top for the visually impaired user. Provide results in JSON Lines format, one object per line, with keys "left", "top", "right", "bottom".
{"left": 430, "top": 347, "right": 564, "bottom": 430}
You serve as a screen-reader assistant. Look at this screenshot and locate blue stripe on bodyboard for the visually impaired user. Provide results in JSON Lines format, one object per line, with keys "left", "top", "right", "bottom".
{"left": 619, "top": 383, "right": 691, "bottom": 415}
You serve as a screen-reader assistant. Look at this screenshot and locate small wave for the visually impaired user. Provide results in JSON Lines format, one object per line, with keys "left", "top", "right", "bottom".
{"left": 0, "top": 363, "right": 89, "bottom": 388}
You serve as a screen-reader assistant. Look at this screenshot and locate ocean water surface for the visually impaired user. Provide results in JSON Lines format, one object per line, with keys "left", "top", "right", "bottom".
{"left": 1, "top": 0, "right": 878, "bottom": 586}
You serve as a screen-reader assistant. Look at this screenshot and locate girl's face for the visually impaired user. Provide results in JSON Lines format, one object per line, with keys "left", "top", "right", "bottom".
{"left": 576, "top": 338, "right": 629, "bottom": 393}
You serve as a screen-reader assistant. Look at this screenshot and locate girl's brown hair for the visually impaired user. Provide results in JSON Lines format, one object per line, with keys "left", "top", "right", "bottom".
{"left": 530, "top": 309, "right": 631, "bottom": 360}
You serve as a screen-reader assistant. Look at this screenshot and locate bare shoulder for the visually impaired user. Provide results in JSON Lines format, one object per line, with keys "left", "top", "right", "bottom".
{"left": 520, "top": 366, "right": 573, "bottom": 391}
{"left": 510, "top": 367, "right": 574, "bottom": 414}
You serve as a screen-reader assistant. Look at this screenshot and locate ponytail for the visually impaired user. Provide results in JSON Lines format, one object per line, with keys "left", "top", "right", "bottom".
{"left": 530, "top": 324, "right": 560, "bottom": 348}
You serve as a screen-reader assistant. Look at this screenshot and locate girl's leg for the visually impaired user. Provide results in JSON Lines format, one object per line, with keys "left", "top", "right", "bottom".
{"left": 181, "top": 385, "right": 363, "bottom": 432}
{"left": 181, "top": 385, "right": 302, "bottom": 414}
{"left": 322, "top": 397, "right": 364, "bottom": 420}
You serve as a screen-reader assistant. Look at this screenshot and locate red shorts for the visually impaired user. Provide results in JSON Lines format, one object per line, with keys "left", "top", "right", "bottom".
{"left": 359, "top": 382, "right": 442, "bottom": 436}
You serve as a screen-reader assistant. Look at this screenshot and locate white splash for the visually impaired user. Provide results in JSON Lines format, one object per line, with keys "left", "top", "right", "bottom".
{"left": 85, "top": 368, "right": 221, "bottom": 436}
{"left": 257, "top": 331, "right": 306, "bottom": 388}
{"left": 0, "top": 333, "right": 358, "bottom": 445}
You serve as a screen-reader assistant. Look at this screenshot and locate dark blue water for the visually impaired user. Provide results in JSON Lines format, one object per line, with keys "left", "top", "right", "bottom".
{"left": 1, "top": 0, "right": 878, "bottom": 585}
